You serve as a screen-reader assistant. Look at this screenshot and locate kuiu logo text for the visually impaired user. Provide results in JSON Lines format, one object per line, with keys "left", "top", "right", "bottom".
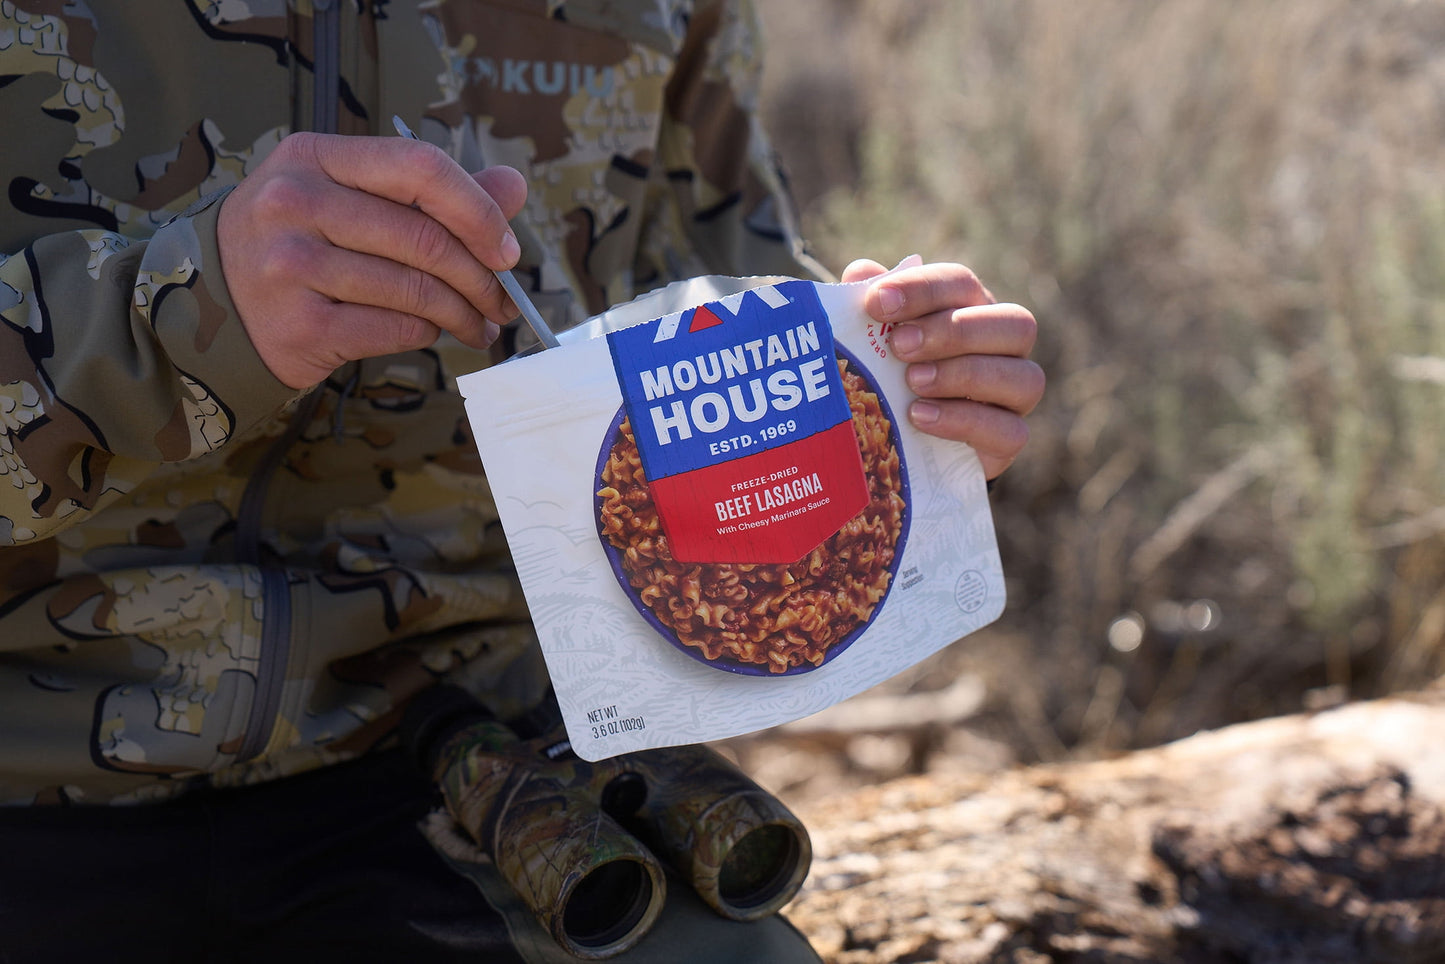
{"left": 465, "top": 57, "right": 616, "bottom": 97}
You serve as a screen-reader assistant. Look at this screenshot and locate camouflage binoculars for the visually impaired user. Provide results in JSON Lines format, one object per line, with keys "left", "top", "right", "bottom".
{"left": 403, "top": 687, "right": 812, "bottom": 960}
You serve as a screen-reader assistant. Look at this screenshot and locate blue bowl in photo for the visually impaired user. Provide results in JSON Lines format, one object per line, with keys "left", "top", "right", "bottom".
{"left": 593, "top": 343, "right": 911, "bottom": 676}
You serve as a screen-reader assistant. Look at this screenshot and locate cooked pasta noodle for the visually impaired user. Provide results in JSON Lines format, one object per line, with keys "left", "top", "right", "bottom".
{"left": 597, "top": 358, "right": 906, "bottom": 673}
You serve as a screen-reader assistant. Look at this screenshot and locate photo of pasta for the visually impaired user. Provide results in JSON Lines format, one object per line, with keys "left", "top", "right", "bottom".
{"left": 595, "top": 348, "right": 910, "bottom": 675}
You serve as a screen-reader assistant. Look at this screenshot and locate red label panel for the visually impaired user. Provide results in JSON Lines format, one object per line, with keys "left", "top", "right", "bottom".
{"left": 648, "top": 423, "right": 869, "bottom": 563}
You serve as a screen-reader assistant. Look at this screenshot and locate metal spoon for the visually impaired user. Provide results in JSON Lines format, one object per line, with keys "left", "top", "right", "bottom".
{"left": 392, "top": 115, "right": 560, "bottom": 350}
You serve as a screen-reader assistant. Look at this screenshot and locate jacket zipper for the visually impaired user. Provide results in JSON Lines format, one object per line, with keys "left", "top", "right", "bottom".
{"left": 312, "top": 0, "right": 340, "bottom": 135}
{"left": 234, "top": 0, "right": 343, "bottom": 763}
{"left": 233, "top": 390, "right": 323, "bottom": 762}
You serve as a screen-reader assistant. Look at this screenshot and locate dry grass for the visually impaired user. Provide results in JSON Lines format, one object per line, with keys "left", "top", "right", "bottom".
{"left": 746, "top": 0, "right": 1445, "bottom": 782}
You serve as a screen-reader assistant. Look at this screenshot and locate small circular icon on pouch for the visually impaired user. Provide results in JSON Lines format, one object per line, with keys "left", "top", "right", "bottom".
{"left": 954, "top": 570, "right": 988, "bottom": 614}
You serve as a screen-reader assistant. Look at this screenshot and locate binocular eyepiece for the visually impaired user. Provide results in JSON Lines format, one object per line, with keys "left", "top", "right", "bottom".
{"left": 403, "top": 687, "right": 812, "bottom": 960}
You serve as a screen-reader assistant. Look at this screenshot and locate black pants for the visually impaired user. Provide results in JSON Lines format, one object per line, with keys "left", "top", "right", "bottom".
{"left": 0, "top": 750, "right": 820, "bottom": 963}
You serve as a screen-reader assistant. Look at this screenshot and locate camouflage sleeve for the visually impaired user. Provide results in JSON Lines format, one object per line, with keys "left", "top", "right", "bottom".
{"left": 0, "top": 193, "right": 300, "bottom": 546}
{"left": 636, "top": 0, "right": 832, "bottom": 287}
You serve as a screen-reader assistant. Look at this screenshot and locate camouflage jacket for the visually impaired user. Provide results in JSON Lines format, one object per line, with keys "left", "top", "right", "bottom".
{"left": 0, "top": 0, "right": 823, "bottom": 804}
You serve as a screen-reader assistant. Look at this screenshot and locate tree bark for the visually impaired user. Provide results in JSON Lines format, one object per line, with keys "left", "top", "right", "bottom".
{"left": 784, "top": 689, "right": 1445, "bottom": 963}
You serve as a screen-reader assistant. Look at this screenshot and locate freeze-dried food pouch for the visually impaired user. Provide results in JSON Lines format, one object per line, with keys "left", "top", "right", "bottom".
{"left": 458, "top": 271, "right": 1004, "bottom": 760}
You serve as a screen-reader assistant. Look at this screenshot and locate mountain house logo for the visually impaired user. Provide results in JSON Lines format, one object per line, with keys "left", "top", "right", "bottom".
{"left": 464, "top": 57, "right": 616, "bottom": 98}
{"left": 606, "top": 281, "right": 870, "bottom": 564}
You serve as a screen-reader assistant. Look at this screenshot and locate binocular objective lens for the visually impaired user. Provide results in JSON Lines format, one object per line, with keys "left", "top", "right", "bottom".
{"left": 563, "top": 858, "right": 656, "bottom": 949}
{"left": 599, "top": 771, "right": 648, "bottom": 818}
{"left": 718, "top": 823, "right": 801, "bottom": 910}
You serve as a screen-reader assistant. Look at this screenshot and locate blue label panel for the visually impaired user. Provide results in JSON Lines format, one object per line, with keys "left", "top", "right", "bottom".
{"left": 606, "top": 281, "right": 852, "bottom": 483}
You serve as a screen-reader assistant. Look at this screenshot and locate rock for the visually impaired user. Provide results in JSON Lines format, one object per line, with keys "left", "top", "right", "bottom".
{"left": 783, "top": 690, "right": 1445, "bottom": 963}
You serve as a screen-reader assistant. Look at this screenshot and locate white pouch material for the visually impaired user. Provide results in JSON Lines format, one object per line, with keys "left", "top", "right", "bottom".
{"left": 458, "top": 271, "right": 1004, "bottom": 760}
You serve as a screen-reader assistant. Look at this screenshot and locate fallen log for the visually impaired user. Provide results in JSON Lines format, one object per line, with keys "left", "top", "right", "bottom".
{"left": 784, "top": 688, "right": 1445, "bottom": 963}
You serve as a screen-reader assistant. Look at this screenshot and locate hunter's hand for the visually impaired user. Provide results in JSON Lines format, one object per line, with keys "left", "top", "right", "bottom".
{"left": 217, "top": 132, "right": 528, "bottom": 390}
{"left": 843, "top": 258, "right": 1044, "bottom": 480}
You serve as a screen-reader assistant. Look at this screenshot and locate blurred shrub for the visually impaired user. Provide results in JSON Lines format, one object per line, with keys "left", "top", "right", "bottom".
{"left": 758, "top": 0, "right": 1445, "bottom": 755}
